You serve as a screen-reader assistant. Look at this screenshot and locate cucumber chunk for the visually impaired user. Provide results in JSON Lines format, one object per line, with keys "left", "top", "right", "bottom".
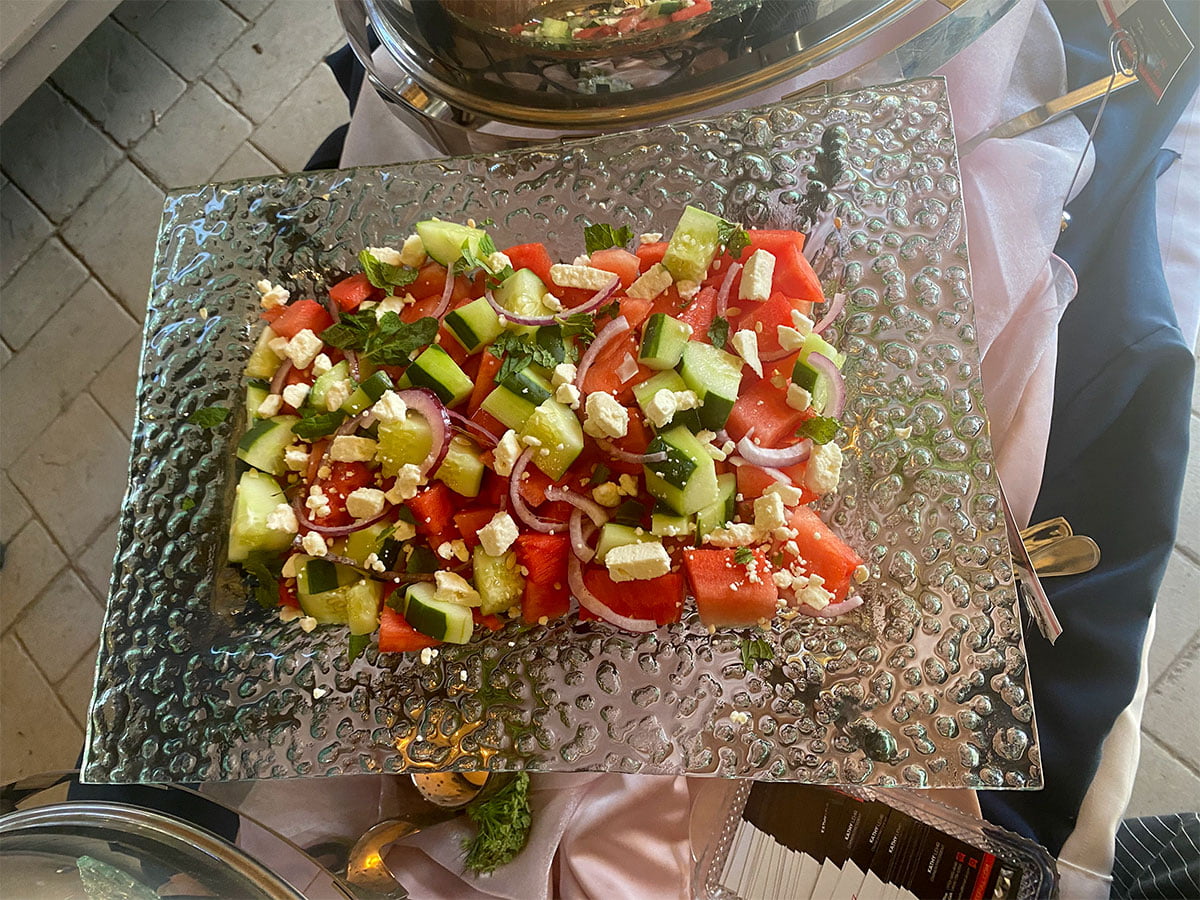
{"left": 341, "top": 370, "right": 393, "bottom": 416}
{"left": 227, "top": 470, "right": 292, "bottom": 563}
{"left": 402, "top": 581, "right": 474, "bottom": 644}
{"left": 594, "top": 522, "right": 656, "bottom": 564}
{"left": 650, "top": 509, "right": 692, "bottom": 537}
{"left": 643, "top": 424, "right": 720, "bottom": 515}
{"left": 481, "top": 384, "right": 537, "bottom": 431}
{"left": 518, "top": 397, "right": 584, "bottom": 480}
{"left": 436, "top": 435, "right": 485, "bottom": 497}
{"left": 795, "top": 330, "right": 846, "bottom": 369}
{"left": 695, "top": 472, "right": 736, "bottom": 542}
{"left": 632, "top": 370, "right": 703, "bottom": 432}
{"left": 445, "top": 296, "right": 505, "bottom": 352}
{"left": 245, "top": 327, "right": 283, "bottom": 380}
{"left": 492, "top": 268, "right": 553, "bottom": 332}
{"left": 662, "top": 206, "right": 724, "bottom": 283}
{"left": 415, "top": 219, "right": 489, "bottom": 267}
{"left": 376, "top": 410, "right": 432, "bottom": 478}
{"left": 245, "top": 381, "right": 269, "bottom": 425}
{"left": 472, "top": 549, "right": 524, "bottom": 615}
{"left": 406, "top": 344, "right": 473, "bottom": 407}
{"left": 501, "top": 366, "right": 553, "bottom": 406}
{"left": 237, "top": 415, "right": 299, "bottom": 476}
{"left": 309, "top": 360, "right": 350, "bottom": 411}
{"left": 339, "top": 521, "right": 402, "bottom": 569}
{"left": 679, "top": 341, "right": 743, "bottom": 431}
{"left": 639, "top": 313, "right": 692, "bottom": 370}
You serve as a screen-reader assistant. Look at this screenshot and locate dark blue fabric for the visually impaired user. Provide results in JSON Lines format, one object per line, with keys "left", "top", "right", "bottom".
{"left": 978, "top": 2, "right": 1197, "bottom": 857}
{"left": 304, "top": 43, "right": 369, "bottom": 171}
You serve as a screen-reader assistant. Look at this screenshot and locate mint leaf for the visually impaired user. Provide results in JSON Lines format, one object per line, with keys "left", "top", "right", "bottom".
{"left": 463, "top": 773, "right": 532, "bottom": 874}
{"left": 739, "top": 636, "right": 773, "bottom": 670}
{"left": 593, "top": 299, "right": 620, "bottom": 320}
{"left": 733, "top": 546, "right": 754, "bottom": 565}
{"left": 320, "top": 311, "right": 374, "bottom": 350}
{"left": 181, "top": 497, "right": 196, "bottom": 511}
{"left": 358, "top": 249, "right": 419, "bottom": 292}
{"left": 716, "top": 218, "right": 751, "bottom": 258}
{"left": 347, "top": 633, "right": 370, "bottom": 664}
{"left": 707, "top": 315, "right": 730, "bottom": 349}
{"left": 293, "top": 409, "right": 346, "bottom": 440}
{"left": 588, "top": 464, "right": 611, "bottom": 486}
{"left": 492, "top": 331, "right": 559, "bottom": 382}
{"left": 364, "top": 313, "right": 438, "bottom": 366}
{"left": 797, "top": 415, "right": 839, "bottom": 445}
{"left": 189, "top": 406, "right": 229, "bottom": 428}
{"left": 583, "top": 223, "right": 633, "bottom": 254}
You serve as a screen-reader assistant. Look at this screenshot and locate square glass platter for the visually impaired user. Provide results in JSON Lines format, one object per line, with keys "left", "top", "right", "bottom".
{"left": 84, "top": 77, "right": 1041, "bottom": 789}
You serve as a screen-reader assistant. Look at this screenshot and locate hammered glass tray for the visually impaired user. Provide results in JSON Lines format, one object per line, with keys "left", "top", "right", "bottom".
{"left": 84, "top": 77, "right": 1040, "bottom": 789}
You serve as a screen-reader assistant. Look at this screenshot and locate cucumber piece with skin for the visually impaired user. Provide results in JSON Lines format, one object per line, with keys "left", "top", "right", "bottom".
{"left": 445, "top": 296, "right": 505, "bottom": 352}
{"left": 415, "top": 219, "right": 490, "bottom": 267}
{"left": 436, "top": 435, "right": 485, "bottom": 497}
{"left": 678, "top": 341, "right": 743, "bottom": 431}
{"left": 245, "top": 381, "right": 269, "bottom": 425}
{"left": 245, "top": 327, "right": 283, "bottom": 379}
{"left": 480, "top": 384, "right": 537, "bottom": 431}
{"left": 632, "top": 370, "right": 703, "bottom": 432}
{"left": 594, "top": 523, "right": 656, "bottom": 564}
{"left": 472, "top": 549, "right": 524, "bottom": 615}
{"left": 237, "top": 415, "right": 300, "bottom": 476}
{"left": 695, "top": 472, "right": 736, "bottom": 542}
{"left": 340, "top": 370, "right": 393, "bottom": 416}
{"left": 309, "top": 360, "right": 350, "bottom": 411}
{"left": 638, "top": 313, "right": 692, "bottom": 370}
{"left": 650, "top": 509, "right": 692, "bottom": 537}
{"left": 403, "top": 581, "right": 474, "bottom": 644}
{"left": 376, "top": 410, "right": 432, "bottom": 478}
{"left": 662, "top": 206, "right": 724, "bottom": 283}
{"left": 227, "top": 470, "right": 293, "bottom": 563}
{"left": 500, "top": 366, "right": 552, "bottom": 406}
{"left": 518, "top": 397, "right": 585, "bottom": 480}
{"left": 340, "top": 521, "right": 402, "bottom": 569}
{"left": 406, "top": 343, "right": 473, "bottom": 407}
{"left": 344, "top": 579, "right": 384, "bottom": 635}
{"left": 643, "top": 424, "right": 720, "bottom": 515}
{"left": 795, "top": 331, "right": 846, "bottom": 369}
{"left": 791, "top": 356, "right": 834, "bottom": 414}
{"left": 492, "top": 268, "right": 553, "bottom": 332}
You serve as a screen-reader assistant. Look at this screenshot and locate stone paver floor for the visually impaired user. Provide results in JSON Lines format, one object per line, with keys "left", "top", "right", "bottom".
{"left": 1, "top": 0, "right": 1196, "bottom": 821}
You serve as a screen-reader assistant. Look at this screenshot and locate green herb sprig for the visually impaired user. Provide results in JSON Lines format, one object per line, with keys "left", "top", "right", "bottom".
{"left": 293, "top": 408, "right": 347, "bottom": 441}
{"left": 739, "top": 636, "right": 774, "bottom": 670}
{"left": 733, "top": 546, "right": 754, "bottom": 565}
{"left": 358, "top": 249, "right": 419, "bottom": 292}
{"left": 241, "top": 555, "right": 280, "bottom": 610}
{"left": 320, "top": 310, "right": 438, "bottom": 367}
{"left": 492, "top": 331, "right": 563, "bottom": 383}
{"left": 463, "top": 773, "right": 533, "bottom": 874}
{"left": 707, "top": 315, "right": 730, "bottom": 349}
{"left": 716, "top": 218, "right": 751, "bottom": 258}
{"left": 189, "top": 406, "right": 229, "bottom": 428}
{"left": 584, "top": 223, "right": 634, "bottom": 254}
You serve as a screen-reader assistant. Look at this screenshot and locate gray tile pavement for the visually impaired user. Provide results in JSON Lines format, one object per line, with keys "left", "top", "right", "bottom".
{"left": 212, "top": 142, "right": 281, "bottom": 182}
{"left": 77, "top": 518, "right": 120, "bottom": 598}
{"left": 0, "top": 521, "right": 65, "bottom": 632}
{"left": 1127, "top": 733, "right": 1200, "bottom": 818}
{"left": 1, "top": 474, "right": 32, "bottom": 544}
{"left": 134, "top": 81, "right": 252, "bottom": 187}
{"left": 62, "top": 161, "right": 165, "bottom": 320}
{"left": 0, "top": 237, "right": 89, "bottom": 350}
{"left": 0, "top": 84, "right": 123, "bottom": 222}
{"left": 15, "top": 570, "right": 105, "bottom": 684}
{"left": 252, "top": 63, "right": 348, "bottom": 172}
{"left": 116, "top": 0, "right": 246, "bottom": 81}
{"left": 1149, "top": 550, "right": 1200, "bottom": 684}
{"left": 0, "top": 179, "right": 52, "bottom": 282}
{"left": 1143, "top": 642, "right": 1200, "bottom": 772}
{"left": 0, "top": 635, "right": 84, "bottom": 783}
{"left": 51, "top": 18, "right": 186, "bottom": 148}
{"left": 90, "top": 338, "right": 142, "bottom": 436}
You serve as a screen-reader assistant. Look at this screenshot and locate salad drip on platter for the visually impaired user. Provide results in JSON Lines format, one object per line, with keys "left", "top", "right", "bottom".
{"left": 228, "top": 207, "right": 867, "bottom": 659}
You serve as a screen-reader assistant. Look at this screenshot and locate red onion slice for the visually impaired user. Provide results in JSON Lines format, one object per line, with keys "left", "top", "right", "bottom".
{"left": 795, "top": 595, "right": 864, "bottom": 617}
{"left": 269, "top": 359, "right": 294, "bottom": 395}
{"left": 715, "top": 261, "right": 742, "bottom": 317}
{"left": 735, "top": 431, "right": 813, "bottom": 468}
{"left": 806, "top": 351, "right": 846, "bottom": 418}
{"left": 568, "top": 508, "right": 595, "bottom": 562}
{"left": 431, "top": 268, "right": 455, "bottom": 319}
{"left": 545, "top": 484, "right": 608, "bottom": 527}
{"left": 291, "top": 494, "right": 389, "bottom": 537}
{"left": 484, "top": 275, "right": 619, "bottom": 327}
{"left": 345, "top": 348, "right": 361, "bottom": 382}
{"left": 336, "top": 409, "right": 378, "bottom": 436}
{"left": 568, "top": 555, "right": 657, "bottom": 633}
{"left": 509, "top": 447, "right": 561, "bottom": 534}
{"left": 757, "top": 346, "right": 796, "bottom": 364}
{"left": 395, "top": 388, "right": 452, "bottom": 475}
{"left": 812, "top": 291, "right": 847, "bottom": 334}
{"left": 448, "top": 410, "right": 499, "bottom": 447}
{"left": 575, "top": 315, "right": 630, "bottom": 389}
{"left": 595, "top": 439, "right": 667, "bottom": 465}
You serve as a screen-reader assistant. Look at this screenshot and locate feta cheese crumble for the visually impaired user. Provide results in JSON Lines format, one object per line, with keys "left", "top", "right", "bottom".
{"left": 301, "top": 531, "right": 328, "bottom": 557}
{"left": 582, "top": 391, "right": 629, "bottom": 440}
{"left": 266, "top": 503, "right": 298, "bottom": 533}
{"left": 345, "top": 487, "right": 386, "bottom": 520}
{"left": 385, "top": 464, "right": 423, "bottom": 503}
{"left": 549, "top": 264, "right": 615, "bottom": 291}
{"left": 256, "top": 279, "right": 290, "bottom": 309}
{"left": 478, "top": 511, "right": 520, "bottom": 557}
{"left": 328, "top": 435, "right": 377, "bottom": 463}
{"left": 626, "top": 263, "right": 672, "bottom": 300}
{"left": 731, "top": 329, "right": 762, "bottom": 376}
{"left": 492, "top": 430, "right": 522, "bottom": 477}
{"left": 738, "top": 249, "right": 775, "bottom": 302}
{"left": 805, "top": 441, "right": 843, "bottom": 495}
{"left": 605, "top": 541, "right": 671, "bottom": 582}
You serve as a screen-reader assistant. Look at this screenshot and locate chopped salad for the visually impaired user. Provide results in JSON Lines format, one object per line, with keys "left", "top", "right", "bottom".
{"left": 228, "top": 207, "right": 866, "bottom": 658}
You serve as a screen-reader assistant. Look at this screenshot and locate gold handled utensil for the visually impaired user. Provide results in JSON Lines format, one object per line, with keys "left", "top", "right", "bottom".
{"left": 1028, "top": 535, "right": 1102, "bottom": 578}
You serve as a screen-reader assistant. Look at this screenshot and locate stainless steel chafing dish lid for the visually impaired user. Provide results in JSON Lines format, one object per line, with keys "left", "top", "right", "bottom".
{"left": 341, "top": 0, "right": 925, "bottom": 131}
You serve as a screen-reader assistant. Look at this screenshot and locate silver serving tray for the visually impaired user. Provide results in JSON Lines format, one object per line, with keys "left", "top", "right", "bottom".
{"left": 84, "top": 77, "right": 1040, "bottom": 790}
